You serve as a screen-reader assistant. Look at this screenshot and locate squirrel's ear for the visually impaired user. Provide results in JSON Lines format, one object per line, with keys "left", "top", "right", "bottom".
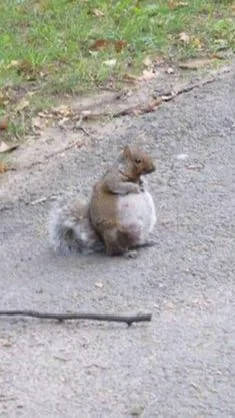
{"left": 123, "top": 145, "right": 132, "bottom": 159}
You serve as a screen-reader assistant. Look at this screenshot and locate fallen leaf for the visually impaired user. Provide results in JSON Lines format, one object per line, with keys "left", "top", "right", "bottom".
{"left": 153, "top": 55, "right": 165, "bottom": 66}
{"left": 16, "top": 59, "right": 39, "bottom": 80}
{"left": 179, "top": 32, "right": 190, "bottom": 44}
{"left": 92, "top": 8, "right": 104, "bottom": 17}
{"left": 0, "top": 161, "right": 8, "bottom": 173}
{"left": 95, "top": 282, "right": 104, "bottom": 288}
{"left": 52, "top": 105, "right": 73, "bottom": 117}
{"left": 0, "top": 339, "right": 12, "bottom": 347}
{"left": 38, "top": 110, "right": 54, "bottom": 119}
{"left": 192, "top": 37, "right": 202, "bottom": 49}
{"left": 31, "top": 116, "right": 46, "bottom": 134}
{"left": 89, "top": 39, "right": 112, "bottom": 51}
{"left": 0, "top": 140, "right": 19, "bottom": 153}
{"left": 179, "top": 58, "right": 216, "bottom": 70}
{"left": 39, "top": 71, "right": 47, "bottom": 78}
{"left": 143, "top": 57, "right": 152, "bottom": 67}
{"left": 32, "top": 116, "right": 43, "bottom": 129}
{"left": 211, "top": 53, "right": 226, "bottom": 60}
{"left": 6, "top": 60, "right": 20, "bottom": 70}
{"left": 0, "top": 118, "right": 8, "bottom": 130}
{"left": 0, "top": 91, "right": 5, "bottom": 104}
{"left": 58, "top": 117, "right": 69, "bottom": 127}
{"left": 114, "top": 40, "right": 127, "bottom": 52}
{"left": 138, "top": 69, "right": 156, "bottom": 81}
{"left": 103, "top": 58, "right": 117, "bottom": 67}
{"left": 168, "top": 0, "right": 188, "bottom": 9}
{"left": 88, "top": 50, "right": 99, "bottom": 57}
{"left": 175, "top": 153, "right": 189, "bottom": 160}
{"left": 123, "top": 73, "right": 139, "bottom": 84}
{"left": 15, "top": 98, "right": 30, "bottom": 112}
{"left": 89, "top": 39, "right": 127, "bottom": 52}
{"left": 231, "top": 3, "right": 235, "bottom": 16}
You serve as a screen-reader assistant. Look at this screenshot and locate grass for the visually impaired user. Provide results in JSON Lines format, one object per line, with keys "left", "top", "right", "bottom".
{"left": 0, "top": 0, "right": 234, "bottom": 140}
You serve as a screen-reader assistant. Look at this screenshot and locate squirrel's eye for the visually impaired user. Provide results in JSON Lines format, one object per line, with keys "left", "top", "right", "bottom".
{"left": 135, "top": 158, "right": 142, "bottom": 164}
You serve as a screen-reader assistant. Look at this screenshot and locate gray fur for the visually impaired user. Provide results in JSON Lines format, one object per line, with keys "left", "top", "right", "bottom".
{"left": 49, "top": 196, "right": 104, "bottom": 255}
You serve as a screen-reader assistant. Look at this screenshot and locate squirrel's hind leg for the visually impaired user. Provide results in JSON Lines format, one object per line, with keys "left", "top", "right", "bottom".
{"left": 103, "top": 226, "right": 140, "bottom": 257}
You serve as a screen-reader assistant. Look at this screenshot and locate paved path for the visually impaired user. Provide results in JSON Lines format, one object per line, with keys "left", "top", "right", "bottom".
{"left": 0, "top": 65, "right": 234, "bottom": 417}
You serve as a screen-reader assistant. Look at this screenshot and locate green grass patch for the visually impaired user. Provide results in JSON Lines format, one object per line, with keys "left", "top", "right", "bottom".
{"left": 0, "top": 0, "right": 234, "bottom": 137}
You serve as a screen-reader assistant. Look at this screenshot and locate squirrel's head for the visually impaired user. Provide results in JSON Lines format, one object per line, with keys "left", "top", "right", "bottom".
{"left": 122, "top": 145, "right": 156, "bottom": 176}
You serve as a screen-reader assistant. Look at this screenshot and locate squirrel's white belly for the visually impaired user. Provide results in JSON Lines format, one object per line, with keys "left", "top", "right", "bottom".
{"left": 116, "top": 191, "right": 156, "bottom": 244}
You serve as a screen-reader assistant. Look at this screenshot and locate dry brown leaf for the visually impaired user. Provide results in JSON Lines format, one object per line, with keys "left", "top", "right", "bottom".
{"left": 52, "top": 105, "right": 73, "bottom": 117}
{"left": 211, "top": 53, "right": 226, "bottom": 60}
{"left": 192, "top": 37, "right": 202, "bottom": 49}
{"left": 0, "top": 140, "right": 19, "bottom": 153}
{"left": 138, "top": 69, "right": 156, "bottom": 82}
{"left": 32, "top": 117, "right": 42, "bottom": 129}
{"left": 153, "top": 55, "right": 165, "bottom": 66}
{"left": 179, "top": 32, "right": 190, "bottom": 44}
{"left": 31, "top": 116, "right": 46, "bottom": 134}
{"left": 146, "top": 99, "right": 162, "bottom": 112}
{"left": 179, "top": 58, "right": 216, "bottom": 70}
{"left": 168, "top": 0, "right": 188, "bottom": 9}
{"left": 143, "top": 56, "right": 152, "bottom": 67}
{"left": 58, "top": 117, "right": 69, "bottom": 128}
{"left": 15, "top": 98, "right": 30, "bottom": 112}
{"left": 0, "top": 338, "right": 13, "bottom": 347}
{"left": 0, "top": 91, "right": 5, "bottom": 104}
{"left": 0, "top": 161, "right": 8, "bottom": 173}
{"left": 230, "top": 2, "right": 235, "bottom": 16}
{"left": 89, "top": 39, "right": 127, "bottom": 52}
{"left": 0, "top": 118, "right": 8, "bottom": 130}
{"left": 114, "top": 40, "right": 128, "bottom": 52}
{"left": 89, "top": 39, "right": 112, "bottom": 51}
{"left": 92, "top": 8, "right": 104, "bottom": 17}
{"left": 6, "top": 60, "right": 21, "bottom": 70}
{"left": 123, "top": 73, "right": 139, "bottom": 84}
{"left": 16, "top": 60, "right": 36, "bottom": 77}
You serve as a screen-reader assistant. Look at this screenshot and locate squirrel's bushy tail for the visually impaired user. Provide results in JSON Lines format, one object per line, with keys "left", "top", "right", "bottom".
{"left": 48, "top": 196, "right": 104, "bottom": 255}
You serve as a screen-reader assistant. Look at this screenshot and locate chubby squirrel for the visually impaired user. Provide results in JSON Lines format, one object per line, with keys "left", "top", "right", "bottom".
{"left": 49, "top": 145, "right": 156, "bottom": 257}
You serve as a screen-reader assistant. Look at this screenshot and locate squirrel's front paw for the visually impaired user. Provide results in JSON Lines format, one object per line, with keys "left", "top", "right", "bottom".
{"left": 139, "top": 178, "right": 147, "bottom": 192}
{"left": 139, "top": 182, "right": 145, "bottom": 192}
{"left": 131, "top": 184, "right": 141, "bottom": 194}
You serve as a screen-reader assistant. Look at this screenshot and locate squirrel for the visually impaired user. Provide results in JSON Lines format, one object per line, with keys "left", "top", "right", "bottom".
{"left": 49, "top": 145, "right": 156, "bottom": 257}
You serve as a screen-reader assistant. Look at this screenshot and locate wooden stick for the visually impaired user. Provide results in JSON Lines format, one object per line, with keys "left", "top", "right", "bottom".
{"left": 0, "top": 310, "right": 152, "bottom": 326}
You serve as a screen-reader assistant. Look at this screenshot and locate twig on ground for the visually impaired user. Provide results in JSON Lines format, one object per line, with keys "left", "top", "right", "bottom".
{"left": 113, "top": 98, "right": 162, "bottom": 117}
{"left": 30, "top": 196, "right": 48, "bottom": 205}
{"left": 73, "top": 115, "right": 90, "bottom": 136}
{"left": 160, "top": 76, "right": 218, "bottom": 102}
{"left": 113, "top": 72, "right": 230, "bottom": 118}
{"left": 0, "top": 310, "right": 152, "bottom": 326}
